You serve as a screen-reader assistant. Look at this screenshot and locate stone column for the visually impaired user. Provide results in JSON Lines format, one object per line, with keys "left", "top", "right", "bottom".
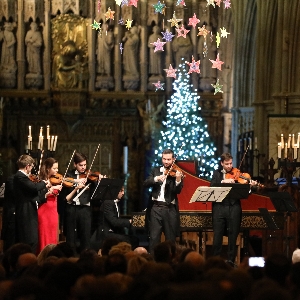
{"left": 43, "top": 0, "right": 51, "bottom": 90}
{"left": 139, "top": 0, "right": 148, "bottom": 92}
{"left": 17, "top": 0, "right": 25, "bottom": 89}
{"left": 114, "top": 5, "right": 122, "bottom": 91}
{"left": 88, "top": 0, "right": 96, "bottom": 92}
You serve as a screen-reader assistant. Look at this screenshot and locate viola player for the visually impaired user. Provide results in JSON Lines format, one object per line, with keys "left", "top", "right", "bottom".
{"left": 211, "top": 152, "right": 257, "bottom": 267}
{"left": 144, "top": 149, "right": 184, "bottom": 254}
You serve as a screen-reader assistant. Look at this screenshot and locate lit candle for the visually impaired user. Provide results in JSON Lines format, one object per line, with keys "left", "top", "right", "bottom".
{"left": 28, "top": 135, "right": 31, "bottom": 150}
{"left": 29, "top": 125, "right": 32, "bottom": 137}
{"left": 281, "top": 134, "right": 284, "bottom": 148}
{"left": 123, "top": 146, "right": 128, "bottom": 174}
{"left": 254, "top": 137, "right": 257, "bottom": 150}
{"left": 52, "top": 136, "right": 58, "bottom": 152}
{"left": 292, "top": 134, "right": 295, "bottom": 148}
{"left": 47, "top": 137, "right": 50, "bottom": 150}
{"left": 294, "top": 144, "right": 298, "bottom": 159}
{"left": 249, "top": 137, "right": 252, "bottom": 150}
{"left": 288, "top": 134, "right": 291, "bottom": 148}
{"left": 47, "top": 125, "right": 50, "bottom": 139}
{"left": 30, "top": 136, "right": 32, "bottom": 150}
{"left": 38, "top": 136, "right": 41, "bottom": 150}
{"left": 278, "top": 143, "right": 281, "bottom": 159}
{"left": 284, "top": 142, "right": 288, "bottom": 158}
{"left": 39, "top": 126, "right": 43, "bottom": 137}
{"left": 40, "top": 136, "right": 43, "bottom": 150}
{"left": 50, "top": 136, "right": 54, "bottom": 151}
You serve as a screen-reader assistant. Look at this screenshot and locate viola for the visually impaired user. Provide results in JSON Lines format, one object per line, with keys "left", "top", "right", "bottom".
{"left": 225, "top": 168, "right": 264, "bottom": 188}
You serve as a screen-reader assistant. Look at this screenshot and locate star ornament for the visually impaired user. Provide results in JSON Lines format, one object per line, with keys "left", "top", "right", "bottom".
{"left": 188, "top": 13, "right": 200, "bottom": 29}
{"left": 167, "top": 12, "right": 182, "bottom": 28}
{"left": 206, "top": 0, "right": 215, "bottom": 7}
{"left": 128, "top": 0, "right": 138, "bottom": 7}
{"left": 197, "top": 25, "right": 210, "bottom": 39}
{"left": 153, "top": 81, "right": 165, "bottom": 91}
{"left": 151, "top": 38, "right": 166, "bottom": 52}
{"left": 153, "top": 1, "right": 165, "bottom": 14}
{"left": 164, "top": 64, "right": 177, "bottom": 79}
{"left": 176, "top": 25, "right": 190, "bottom": 38}
{"left": 224, "top": 0, "right": 231, "bottom": 9}
{"left": 125, "top": 19, "right": 133, "bottom": 30}
{"left": 215, "top": 0, "right": 222, "bottom": 7}
{"left": 119, "top": 43, "right": 124, "bottom": 54}
{"left": 216, "top": 32, "right": 221, "bottom": 48}
{"left": 176, "top": 0, "right": 186, "bottom": 5}
{"left": 220, "top": 27, "right": 230, "bottom": 38}
{"left": 104, "top": 7, "right": 115, "bottom": 21}
{"left": 115, "top": 0, "right": 122, "bottom": 5}
{"left": 209, "top": 53, "right": 224, "bottom": 71}
{"left": 161, "top": 29, "right": 175, "bottom": 42}
{"left": 90, "top": 19, "right": 101, "bottom": 31}
{"left": 212, "top": 79, "right": 223, "bottom": 95}
{"left": 186, "top": 56, "right": 201, "bottom": 74}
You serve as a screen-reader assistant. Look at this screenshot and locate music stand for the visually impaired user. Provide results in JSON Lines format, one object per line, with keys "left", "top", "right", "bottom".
{"left": 268, "top": 192, "right": 298, "bottom": 212}
{"left": 189, "top": 186, "right": 232, "bottom": 203}
{"left": 93, "top": 178, "right": 124, "bottom": 201}
{"left": 258, "top": 208, "right": 280, "bottom": 230}
{"left": 211, "top": 183, "right": 251, "bottom": 199}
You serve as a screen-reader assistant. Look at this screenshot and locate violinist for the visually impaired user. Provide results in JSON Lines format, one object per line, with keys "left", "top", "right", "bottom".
{"left": 211, "top": 153, "right": 257, "bottom": 267}
{"left": 37, "top": 158, "right": 62, "bottom": 253}
{"left": 13, "top": 155, "right": 50, "bottom": 254}
{"left": 144, "top": 149, "right": 184, "bottom": 254}
{"left": 60, "top": 152, "right": 101, "bottom": 254}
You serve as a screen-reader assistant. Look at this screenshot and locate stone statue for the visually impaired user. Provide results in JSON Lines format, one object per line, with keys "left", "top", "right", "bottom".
{"left": 25, "top": 22, "right": 43, "bottom": 74}
{"left": 172, "top": 34, "right": 193, "bottom": 68}
{"left": 52, "top": 41, "right": 86, "bottom": 88}
{"left": 122, "top": 26, "right": 139, "bottom": 77}
{"left": 97, "top": 25, "right": 114, "bottom": 76}
{"left": 0, "top": 22, "right": 17, "bottom": 73}
{"left": 148, "top": 25, "right": 163, "bottom": 76}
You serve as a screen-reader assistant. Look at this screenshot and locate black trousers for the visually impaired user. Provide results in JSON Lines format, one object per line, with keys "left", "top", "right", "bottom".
{"left": 65, "top": 204, "right": 91, "bottom": 254}
{"left": 149, "top": 203, "right": 177, "bottom": 254}
{"left": 212, "top": 201, "right": 242, "bottom": 262}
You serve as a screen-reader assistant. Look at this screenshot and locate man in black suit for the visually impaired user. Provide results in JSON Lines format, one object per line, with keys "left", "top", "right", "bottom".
{"left": 144, "top": 149, "right": 184, "bottom": 254}
{"left": 13, "top": 155, "right": 49, "bottom": 254}
{"left": 211, "top": 152, "right": 257, "bottom": 266}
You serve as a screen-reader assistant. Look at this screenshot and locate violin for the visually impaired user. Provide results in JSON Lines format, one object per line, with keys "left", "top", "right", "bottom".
{"left": 29, "top": 174, "right": 41, "bottom": 183}
{"left": 79, "top": 170, "right": 103, "bottom": 182}
{"left": 49, "top": 173, "right": 77, "bottom": 187}
{"left": 225, "top": 168, "right": 264, "bottom": 188}
{"left": 164, "top": 165, "right": 185, "bottom": 178}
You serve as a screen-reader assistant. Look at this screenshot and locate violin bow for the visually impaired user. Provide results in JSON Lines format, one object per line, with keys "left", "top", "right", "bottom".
{"left": 60, "top": 149, "right": 76, "bottom": 187}
{"left": 86, "top": 143, "right": 100, "bottom": 178}
{"left": 89, "top": 144, "right": 102, "bottom": 200}
{"left": 37, "top": 150, "right": 44, "bottom": 180}
{"left": 238, "top": 145, "right": 249, "bottom": 170}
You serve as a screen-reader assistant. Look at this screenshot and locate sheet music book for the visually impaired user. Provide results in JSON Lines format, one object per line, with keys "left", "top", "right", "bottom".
{"left": 189, "top": 186, "right": 232, "bottom": 203}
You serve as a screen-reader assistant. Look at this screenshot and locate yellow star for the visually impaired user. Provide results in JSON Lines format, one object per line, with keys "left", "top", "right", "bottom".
{"left": 216, "top": 32, "right": 221, "bottom": 48}
{"left": 125, "top": 19, "right": 133, "bottom": 30}
{"left": 167, "top": 12, "right": 182, "bottom": 28}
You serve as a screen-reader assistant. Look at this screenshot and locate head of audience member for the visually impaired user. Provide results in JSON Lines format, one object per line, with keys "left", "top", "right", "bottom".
{"left": 47, "top": 242, "right": 75, "bottom": 259}
{"left": 37, "top": 244, "right": 56, "bottom": 266}
{"left": 134, "top": 247, "right": 148, "bottom": 255}
{"left": 203, "top": 256, "right": 232, "bottom": 272}
{"left": 100, "top": 237, "right": 121, "bottom": 256}
{"left": 184, "top": 251, "right": 205, "bottom": 272}
{"left": 104, "top": 253, "right": 127, "bottom": 275}
{"left": 292, "top": 248, "right": 300, "bottom": 264}
{"left": 127, "top": 255, "right": 148, "bottom": 277}
{"left": 153, "top": 241, "right": 172, "bottom": 263}
{"left": 108, "top": 242, "right": 132, "bottom": 256}
{"left": 264, "top": 253, "right": 291, "bottom": 286}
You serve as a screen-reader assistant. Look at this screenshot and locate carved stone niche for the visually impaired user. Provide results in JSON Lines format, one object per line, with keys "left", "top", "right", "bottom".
{"left": 53, "top": 90, "right": 86, "bottom": 115}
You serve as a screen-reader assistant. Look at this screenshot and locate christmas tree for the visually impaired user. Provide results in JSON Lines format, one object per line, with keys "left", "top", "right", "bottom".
{"left": 155, "top": 60, "right": 219, "bottom": 179}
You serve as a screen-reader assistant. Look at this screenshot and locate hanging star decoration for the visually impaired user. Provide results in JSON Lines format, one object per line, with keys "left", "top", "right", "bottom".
{"left": 119, "top": 43, "right": 124, "bottom": 54}
{"left": 176, "top": 0, "right": 186, "bottom": 5}
{"left": 153, "top": 81, "right": 165, "bottom": 91}
{"left": 167, "top": 12, "right": 182, "bottom": 28}
{"left": 161, "top": 29, "right": 175, "bottom": 42}
{"left": 206, "top": 0, "right": 215, "bottom": 7}
{"left": 209, "top": 53, "right": 224, "bottom": 71}
{"left": 128, "top": 0, "right": 138, "bottom": 7}
{"left": 197, "top": 25, "right": 210, "bottom": 39}
{"left": 115, "top": 0, "right": 122, "bottom": 5}
{"left": 153, "top": 1, "right": 165, "bottom": 14}
{"left": 224, "top": 0, "right": 231, "bottom": 9}
{"left": 125, "top": 19, "right": 133, "bottom": 29}
{"left": 121, "top": 0, "right": 129, "bottom": 6}
{"left": 186, "top": 56, "right": 201, "bottom": 74}
{"left": 220, "top": 27, "right": 230, "bottom": 38}
{"left": 176, "top": 25, "right": 190, "bottom": 38}
{"left": 164, "top": 64, "right": 177, "bottom": 78}
{"left": 211, "top": 79, "right": 223, "bottom": 95}
{"left": 104, "top": 7, "right": 115, "bottom": 21}
{"left": 216, "top": 32, "right": 221, "bottom": 48}
{"left": 188, "top": 13, "right": 200, "bottom": 29}
{"left": 215, "top": 0, "right": 222, "bottom": 7}
{"left": 151, "top": 38, "right": 166, "bottom": 52}
{"left": 118, "top": 18, "right": 125, "bottom": 25}
{"left": 90, "top": 19, "right": 101, "bottom": 31}
{"left": 97, "top": 0, "right": 101, "bottom": 12}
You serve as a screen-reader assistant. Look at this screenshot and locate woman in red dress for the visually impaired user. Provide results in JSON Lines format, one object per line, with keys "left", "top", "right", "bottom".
{"left": 38, "top": 158, "right": 62, "bottom": 253}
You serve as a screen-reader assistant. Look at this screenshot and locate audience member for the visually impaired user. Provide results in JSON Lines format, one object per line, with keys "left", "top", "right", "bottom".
{"left": 292, "top": 248, "right": 300, "bottom": 264}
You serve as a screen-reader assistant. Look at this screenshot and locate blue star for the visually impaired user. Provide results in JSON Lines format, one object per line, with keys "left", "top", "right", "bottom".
{"left": 121, "top": 0, "right": 129, "bottom": 6}
{"left": 118, "top": 18, "right": 124, "bottom": 25}
{"left": 119, "top": 43, "right": 124, "bottom": 54}
{"left": 161, "top": 29, "right": 175, "bottom": 42}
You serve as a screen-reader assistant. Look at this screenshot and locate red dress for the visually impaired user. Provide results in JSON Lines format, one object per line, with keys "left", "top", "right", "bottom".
{"left": 37, "top": 190, "right": 59, "bottom": 253}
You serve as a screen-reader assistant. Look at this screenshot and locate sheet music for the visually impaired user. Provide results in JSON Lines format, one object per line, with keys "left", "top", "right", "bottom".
{"left": 189, "top": 186, "right": 232, "bottom": 203}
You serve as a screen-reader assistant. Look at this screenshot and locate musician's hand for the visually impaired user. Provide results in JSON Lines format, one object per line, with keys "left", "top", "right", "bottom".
{"left": 75, "top": 183, "right": 85, "bottom": 190}
{"left": 44, "top": 180, "right": 51, "bottom": 189}
{"left": 222, "top": 178, "right": 235, "bottom": 183}
{"left": 75, "top": 177, "right": 87, "bottom": 185}
{"left": 175, "top": 170, "right": 182, "bottom": 182}
{"left": 52, "top": 185, "right": 62, "bottom": 191}
{"left": 156, "top": 175, "right": 166, "bottom": 182}
{"left": 250, "top": 179, "right": 257, "bottom": 187}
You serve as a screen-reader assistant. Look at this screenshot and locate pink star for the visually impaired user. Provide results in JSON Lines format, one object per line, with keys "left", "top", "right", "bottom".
{"left": 223, "top": 0, "right": 231, "bottom": 9}
{"left": 186, "top": 56, "right": 201, "bottom": 74}
{"left": 164, "top": 64, "right": 177, "bottom": 79}
{"left": 128, "top": 0, "right": 138, "bottom": 7}
{"left": 176, "top": 25, "right": 190, "bottom": 38}
{"left": 188, "top": 13, "right": 200, "bottom": 29}
{"left": 215, "top": 0, "right": 222, "bottom": 6}
{"left": 153, "top": 81, "right": 165, "bottom": 91}
{"left": 209, "top": 53, "right": 224, "bottom": 71}
{"left": 150, "top": 38, "right": 166, "bottom": 52}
